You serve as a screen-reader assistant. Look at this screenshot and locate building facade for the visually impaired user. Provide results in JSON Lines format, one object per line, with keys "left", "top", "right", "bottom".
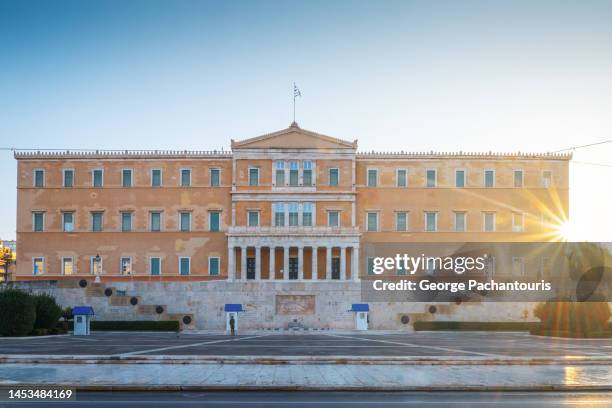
{"left": 13, "top": 123, "right": 571, "bottom": 329}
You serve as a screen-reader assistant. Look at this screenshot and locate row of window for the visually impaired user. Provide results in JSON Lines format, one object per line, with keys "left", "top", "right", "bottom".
{"left": 32, "top": 255, "right": 220, "bottom": 276}
{"left": 365, "top": 211, "right": 525, "bottom": 232}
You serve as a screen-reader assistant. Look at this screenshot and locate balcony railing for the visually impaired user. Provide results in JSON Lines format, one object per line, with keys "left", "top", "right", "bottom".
{"left": 228, "top": 225, "right": 360, "bottom": 236}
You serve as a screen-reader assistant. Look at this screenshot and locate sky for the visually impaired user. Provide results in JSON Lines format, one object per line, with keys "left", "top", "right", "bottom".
{"left": 0, "top": 0, "right": 611, "bottom": 241}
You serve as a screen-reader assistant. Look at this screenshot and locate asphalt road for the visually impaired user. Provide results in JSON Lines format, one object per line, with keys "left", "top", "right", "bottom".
{"left": 2, "top": 391, "right": 612, "bottom": 407}
{"left": 0, "top": 331, "right": 610, "bottom": 358}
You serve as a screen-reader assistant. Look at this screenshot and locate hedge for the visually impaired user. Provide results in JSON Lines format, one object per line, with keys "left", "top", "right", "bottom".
{"left": 534, "top": 301, "right": 610, "bottom": 335}
{"left": 67, "top": 320, "right": 180, "bottom": 332}
{"left": 0, "top": 289, "right": 37, "bottom": 336}
{"left": 33, "top": 293, "right": 63, "bottom": 330}
{"left": 413, "top": 321, "right": 539, "bottom": 332}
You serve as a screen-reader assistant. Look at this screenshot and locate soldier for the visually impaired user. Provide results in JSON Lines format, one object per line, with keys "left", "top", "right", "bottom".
{"left": 229, "top": 315, "right": 236, "bottom": 336}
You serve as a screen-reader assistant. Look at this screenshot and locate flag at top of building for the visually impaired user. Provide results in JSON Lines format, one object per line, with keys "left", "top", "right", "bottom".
{"left": 294, "top": 83, "right": 301, "bottom": 98}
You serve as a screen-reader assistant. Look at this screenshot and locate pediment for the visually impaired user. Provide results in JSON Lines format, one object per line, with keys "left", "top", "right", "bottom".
{"left": 231, "top": 123, "right": 357, "bottom": 150}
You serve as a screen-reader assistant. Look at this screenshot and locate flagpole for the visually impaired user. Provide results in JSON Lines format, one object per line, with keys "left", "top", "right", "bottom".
{"left": 293, "top": 82, "right": 296, "bottom": 123}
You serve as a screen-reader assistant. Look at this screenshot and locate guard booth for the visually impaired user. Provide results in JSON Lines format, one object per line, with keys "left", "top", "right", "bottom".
{"left": 72, "top": 306, "right": 94, "bottom": 336}
{"left": 224, "top": 304, "right": 243, "bottom": 334}
{"left": 351, "top": 304, "right": 369, "bottom": 331}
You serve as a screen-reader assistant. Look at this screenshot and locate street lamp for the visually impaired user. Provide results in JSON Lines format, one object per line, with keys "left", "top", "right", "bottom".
{"left": 94, "top": 254, "right": 101, "bottom": 283}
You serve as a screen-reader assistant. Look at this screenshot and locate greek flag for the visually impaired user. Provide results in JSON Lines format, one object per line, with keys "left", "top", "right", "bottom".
{"left": 294, "top": 84, "right": 301, "bottom": 98}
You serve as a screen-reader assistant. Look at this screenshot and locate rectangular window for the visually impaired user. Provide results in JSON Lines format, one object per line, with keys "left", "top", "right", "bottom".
{"left": 92, "top": 169, "right": 103, "bottom": 187}
{"left": 91, "top": 212, "right": 103, "bottom": 232}
{"left": 210, "top": 168, "right": 220, "bottom": 187}
{"left": 249, "top": 168, "right": 259, "bottom": 186}
{"left": 274, "top": 203, "right": 285, "bottom": 226}
{"left": 63, "top": 169, "right": 74, "bottom": 188}
{"left": 542, "top": 171, "right": 552, "bottom": 188}
{"left": 180, "top": 169, "right": 191, "bottom": 187}
{"left": 329, "top": 168, "right": 339, "bottom": 186}
{"left": 367, "top": 169, "right": 378, "bottom": 187}
{"left": 209, "top": 211, "right": 220, "bottom": 232}
{"left": 396, "top": 212, "right": 407, "bottom": 231}
{"left": 150, "top": 212, "right": 161, "bottom": 231}
{"left": 397, "top": 169, "right": 407, "bottom": 187}
{"left": 180, "top": 212, "right": 191, "bottom": 232}
{"left": 33, "top": 257, "right": 44, "bottom": 275}
{"left": 248, "top": 211, "right": 259, "bottom": 227}
{"left": 33, "top": 212, "right": 44, "bottom": 232}
{"left": 62, "top": 257, "right": 74, "bottom": 275}
{"left": 120, "top": 257, "right": 132, "bottom": 275}
{"left": 288, "top": 202, "right": 299, "bottom": 226}
{"left": 91, "top": 256, "right": 103, "bottom": 275}
{"left": 514, "top": 170, "right": 523, "bottom": 188}
{"left": 289, "top": 161, "right": 299, "bottom": 186}
{"left": 179, "top": 257, "right": 190, "bottom": 275}
{"left": 121, "top": 212, "right": 132, "bottom": 232}
{"left": 425, "top": 212, "right": 437, "bottom": 232}
{"left": 34, "top": 169, "right": 44, "bottom": 187}
{"left": 302, "top": 202, "right": 313, "bottom": 227}
{"left": 328, "top": 211, "right": 339, "bottom": 227}
{"left": 151, "top": 169, "right": 162, "bottom": 187}
{"left": 512, "top": 257, "right": 525, "bottom": 276}
{"left": 454, "top": 212, "right": 466, "bottom": 232}
{"left": 484, "top": 170, "right": 495, "bottom": 188}
{"left": 367, "top": 257, "right": 375, "bottom": 275}
{"left": 275, "top": 161, "right": 285, "bottom": 186}
{"left": 63, "top": 212, "right": 74, "bottom": 232}
{"left": 303, "top": 161, "right": 313, "bottom": 186}
{"left": 150, "top": 257, "right": 161, "bottom": 276}
{"left": 483, "top": 212, "right": 496, "bottom": 232}
{"left": 209, "top": 257, "right": 220, "bottom": 276}
{"left": 426, "top": 169, "right": 436, "bottom": 187}
{"left": 367, "top": 212, "right": 378, "bottom": 232}
{"left": 122, "top": 169, "right": 132, "bottom": 187}
{"left": 512, "top": 212, "right": 524, "bottom": 232}
{"left": 455, "top": 170, "right": 465, "bottom": 188}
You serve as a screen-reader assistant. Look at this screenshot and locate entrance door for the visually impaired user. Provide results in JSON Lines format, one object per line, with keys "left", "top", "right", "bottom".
{"left": 355, "top": 312, "right": 368, "bottom": 331}
{"left": 246, "top": 257, "right": 255, "bottom": 280}
{"left": 289, "top": 257, "right": 298, "bottom": 280}
{"left": 226, "top": 312, "right": 238, "bottom": 333}
{"left": 331, "top": 258, "right": 340, "bottom": 280}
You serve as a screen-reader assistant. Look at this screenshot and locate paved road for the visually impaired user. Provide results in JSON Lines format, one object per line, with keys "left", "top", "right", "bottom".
{"left": 0, "top": 332, "right": 610, "bottom": 358}
{"left": 2, "top": 391, "right": 612, "bottom": 407}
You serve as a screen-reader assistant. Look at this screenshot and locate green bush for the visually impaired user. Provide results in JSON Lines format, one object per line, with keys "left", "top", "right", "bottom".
{"left": 65, "top": 320, "right": 179, "bottom": 332}
{"left": 534, "top": 300, "right": 611, "bottom": 336}
{"left": 0, "top": 289, "right": 36, "bottom": 336}
{"left": 61, "top": 307, "right": 73, "bottom": 321}
{"left": 33, "top": 293, "right": 62, "bottom": 330}
{"left": 413, "top": 321, "right": 538, "bottom": 332}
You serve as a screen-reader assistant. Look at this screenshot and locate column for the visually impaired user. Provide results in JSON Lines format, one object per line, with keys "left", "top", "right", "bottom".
{"left": 255, "top": 246, "right": 261, "bottom": 281}
{"left": 352, "top": 246, "right": 360, "bottom": 282}
{"left": 283, "top": 246, "right": 290, "bottom": 281}
{"left": 311, "top": 246, "right": 318, "bottom": 281}
{"left": 227, "top": 246, "right": 235, "bottom": 281}
{"left": 298, "top": 246, "right": 304, "bottom": 281}
{"left": 326, "top": 246, "right": 332, "bottom": 280}
{"left": 269, "top": 246, "right": 276, "bottom": 280}
{"left": 340, "top": 246, "right": 347, "bottom": 281}
{"left": 240, "top": 246, "right": 248, "bottom": 281}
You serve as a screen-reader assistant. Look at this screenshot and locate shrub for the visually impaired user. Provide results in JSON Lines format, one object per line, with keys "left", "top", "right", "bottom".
{"left": 33, "top": 293, "right": 62, "bottom": 330}
{"left": 61, "top": 307, "right": 73, "bottom": 321}
{"left": 534, "top": 300, "right": 611, "bottom": 336}
{"left": 0, "top": 289, "right": 36, "bottom": 336}
{"left": 413, "top": 321, "right": 538, "bottom": 332}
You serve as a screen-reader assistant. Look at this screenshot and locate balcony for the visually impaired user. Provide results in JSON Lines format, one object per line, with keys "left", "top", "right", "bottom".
{"left": 227, "top": 225, "right": 360, "bottom": 237}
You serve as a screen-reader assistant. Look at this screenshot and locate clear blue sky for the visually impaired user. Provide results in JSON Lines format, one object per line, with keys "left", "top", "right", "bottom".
{"left": 1, "top": 0, "right": 611, "bottom": 240}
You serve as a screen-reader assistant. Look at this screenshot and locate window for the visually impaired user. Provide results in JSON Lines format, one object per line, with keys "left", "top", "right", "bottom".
{"left": 425, "top": 212, "right": 437, "bottom": 232}
{"left": 91, "top": 256, "right": 103, "bottom": 275}
{"left": 91, "top": 212, "right": 103, "bottom": 231}
{"left": 120, "top": 257, "right": 132, "bottom": 275}
{"left": 367, "top": 257, "right": 375, "bottom": 275}
{"left": 209, "top": 257, "right": 220, "bottom": 276}
{"left": 210, "top": 168, "right": 220, "bottom": 187}
{"left": 426, "top": 169, "right": 436, "bottom": 188}
{"left": 367, "top": 212, "right": 378, "bottom": 232}
{"left": 121, "top": 212, "right": 132, "bottom": 232}
{"left": 62, "top": 212, "right": 74, "bottom": 232}
{"left": 514, "top": 170, "right": 523, "bottom": 188}
{"left": 180, "top": 212, "right": 191, "bottom": 232}
{"left": 329, "top": 168, "right": 339, "bottom": 186}
{"left": 92, "top": 169, "right": 103, "bottom": 187}
{"left": 303, "top": 161, "right": 313, "bottom": 186}
{"left": 397, "top": 169, "right": 407, "bottom": 187}
{"left": 63, "top": 169, "right": 74, "bottom": 188}
{"left": 455, "top": 170, "right": 465, "bottom": 188}
{"left": 33, "top": 212, "right": 44, "bottom": 232}
{"left": 288, "top": 203, "right": 299, "bottom": 226}
{"left": 180, "top": 169, "right": 191, "bottom": 187}
{"left": 122, "top": 169, "right": 133, "bottom": 187}
{"left": 150, "top": 257, "right": 161, "bottom": 276}
{"left": 512, "top": 212, "right": 524, "bottom": 232}
{"left": 32, "top": 257, "right": 44, "bottom": 275}
{"left": 483, "top": 212, "right": 496, "bottom": 232}
{"left": 302, "top": 202, "right": 313, "bottom": 227}
{"left": 426, "top": 258, "right": 436, "bottom": 275}
{"left": 484, "top": 170, "right": 495, "bottom": 188}
{"left": 275, "top": 161, "right": 285, "bottom": 186}
{"left": 328, "top": 211, "right": 339, "bottom": 227}
{"left": 248, "top": 211, "right": 259, "bottom": 227}
{"left": 274, "top": 203, "right": 285, "bottom": 226}
{"left": 512, "top": 257, "right": 525, "bottom": 276}
{"left": 34, "top": 169, "right": 44, "bottom": 187}
{"left": 179, "top": 257, "right": 190, "bottom": 275}
{"left": 151, "top": 169, "right": 162, "bottom": 187}
{"left": 209, "top": 211, "right": 220, "bottom": 232}
{"left": 454, "top": 212, "right": 466, "bottom": 232}
{"left": 542, "top": 171, "right": 552, "bottom": 188}
{"left": 62, "top": 257, "right": 74, "bottom": 275}
{"left": 367, "top": 169, "right": 378, "bottom": 187}
{"left": 396, "top": 212, "right": 407, "bottom": 231}
{"left": 150, "top": 212, "right": 161, "bottom": 231}
{"left": 248, "top": 168, "right": 259, "bottom": 186}
{"left": 289, "top": 161, "right": 299, "bottom": 186}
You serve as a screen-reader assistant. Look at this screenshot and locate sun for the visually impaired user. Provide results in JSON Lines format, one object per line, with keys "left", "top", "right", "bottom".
{"left": 556, "top": 221, "right": 580, "bottom": 242}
